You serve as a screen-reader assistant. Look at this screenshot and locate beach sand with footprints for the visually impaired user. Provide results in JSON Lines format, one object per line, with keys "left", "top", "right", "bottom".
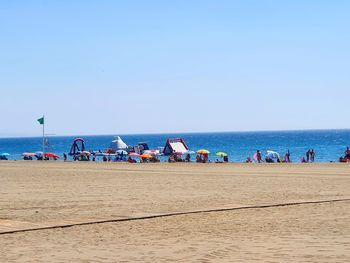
{"left": 0, "top": 161, "right": 350, "bottom": 262}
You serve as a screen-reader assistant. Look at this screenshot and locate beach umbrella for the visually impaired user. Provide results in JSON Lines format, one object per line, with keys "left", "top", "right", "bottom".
{"left": 216, "top": 152, "right": 228, "bottom": 157}
{"left": 143, "top": 150, "right": 160, "bottom": 155}
{"left": 129, "top": 152, "right": 141, "bottom": 157}
{"left": 266, "top": 150, "right": 280, "bottom": 159}
{"left": 35, "top": 151, "right": 43, "bottom": 156}
{"left": 197, "top": 149, "right": 210, "bottom": 155}
{"left": 23, "top": 152, "right": 36, "bottom": 156}
{"left": 140, "top": 153, "right": 152, "bottom": 158}
{"left": 116, "top": 150, "right": 128, "bottom": 155}
{"left": 45, "top": 152, "right": 60, "bottom": 158}
{"left": 0, "top": 153, "right": 10, "bottom": 156}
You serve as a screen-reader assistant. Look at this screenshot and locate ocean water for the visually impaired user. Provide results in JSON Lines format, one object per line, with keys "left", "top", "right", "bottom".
{"left": 0, "top": 130, "right": 349, "bottom": 163}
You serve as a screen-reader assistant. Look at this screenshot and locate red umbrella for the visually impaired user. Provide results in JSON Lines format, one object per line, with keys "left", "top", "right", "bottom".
{"left": 44, "top": 152, "right": 60, "bottom": 159}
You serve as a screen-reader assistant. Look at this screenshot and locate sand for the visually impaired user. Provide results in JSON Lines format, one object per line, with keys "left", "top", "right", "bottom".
{"left": 0, "top": 161, "right": 349, "bottom": 262}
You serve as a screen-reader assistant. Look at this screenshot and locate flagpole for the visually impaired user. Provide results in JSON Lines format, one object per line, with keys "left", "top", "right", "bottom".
{"left": 42, "top": 115, "right": 45, "bottom": 159}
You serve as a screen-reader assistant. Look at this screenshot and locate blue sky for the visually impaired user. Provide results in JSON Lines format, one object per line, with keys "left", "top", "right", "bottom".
{"left": 1, "top": 0, "right": 349, "bottom": 137}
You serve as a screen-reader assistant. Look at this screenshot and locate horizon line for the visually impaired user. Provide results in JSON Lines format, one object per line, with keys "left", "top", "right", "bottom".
{"left": 0, "top": 128, "right": 349, "bottom": 139}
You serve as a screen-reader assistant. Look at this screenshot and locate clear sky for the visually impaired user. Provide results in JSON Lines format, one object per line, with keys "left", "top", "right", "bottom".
{"left": 1, "top": 0, "right": 349, "bottom": 137}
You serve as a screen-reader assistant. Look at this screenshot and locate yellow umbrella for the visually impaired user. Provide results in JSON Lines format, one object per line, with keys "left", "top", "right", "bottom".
{"left": 216, "top": 152, "right": 228, "bottom": 157}
{"left": 197, "top": 149, "right": 210, "bottom": 155}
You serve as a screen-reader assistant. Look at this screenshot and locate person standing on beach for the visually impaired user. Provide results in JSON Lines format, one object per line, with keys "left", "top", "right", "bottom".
{"left": 257, "top": 150, "right": 262, "bottom": 163}
{"left": 306, "top": 149, "right": 311, "bottom": 163}
{"left": 310, "top": 149, "right": 315, "bottom": 162}
{"left": 285, "top": 150, "right": 291, "bottom": 163}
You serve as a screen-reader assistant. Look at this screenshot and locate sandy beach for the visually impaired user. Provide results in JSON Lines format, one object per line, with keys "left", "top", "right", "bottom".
{"left": 0, "top": 161, "right": 350, "bottom": 262}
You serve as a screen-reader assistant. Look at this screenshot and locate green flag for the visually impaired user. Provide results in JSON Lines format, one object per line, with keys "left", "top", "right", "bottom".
{"left": 37, "top": 117, "right": 44, "bottom": 125}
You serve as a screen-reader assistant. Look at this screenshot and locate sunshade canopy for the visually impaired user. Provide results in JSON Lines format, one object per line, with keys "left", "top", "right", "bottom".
{"left": 197, "top": 149, "right": 210, "bottom": 154}
{"left": 216, "top": 152, "right": 228, "bottom": 157}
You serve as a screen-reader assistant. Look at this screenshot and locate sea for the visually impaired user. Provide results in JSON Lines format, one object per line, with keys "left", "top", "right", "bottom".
{"left": 0, "top": 130, "right": 349, "bottom": 163}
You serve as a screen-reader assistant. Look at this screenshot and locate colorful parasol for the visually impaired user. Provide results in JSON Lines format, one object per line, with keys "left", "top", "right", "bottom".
{"left": 140, "top": 153, "right": 152, "bottom": 158}
{"left": 216, "top": 152, "right": 228, "bottom": 157}
{"left": 197, "top": 149, "right": 210, "bottom": 155}
{"left": 45, "top": 152, "right": 60, "bottom": 158}
{"left": 129, "top": 152, "right": 141, "bottom": 157}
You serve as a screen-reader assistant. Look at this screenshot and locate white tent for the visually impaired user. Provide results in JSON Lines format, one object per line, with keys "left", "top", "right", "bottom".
{"left": 109, "top": 136, "right": 128, "bottom": 152}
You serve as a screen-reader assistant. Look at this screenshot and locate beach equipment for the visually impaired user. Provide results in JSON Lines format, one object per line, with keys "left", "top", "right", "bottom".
{"left": 116, "top": 150, "right": 128, "bottom": 155}
{"left": 143, "top": 150, "right": 160, "bottom": 155}
{"left": 266, "top": 150, "right": 280, "bottom": 160}
{"left": 0, "top": 153, "right": 9, "bottom": 160}
{"left": 197, "top": 149, "right": 210, "bottom": 155}
{"left": 138, "top": 142, "right": 150, "bottom": 151}
{"left": 130, "top": 142, "right": 150, "bottom": 155}
{"left": 45, "top": 152, "right": 60, "bottom": 159}
{"left": 23, "top": 152, "right": 36, "bottom": 156}
{"left": 109, "top": 136, "right": 128, "bottom": 153}
{"left": 69, "top": 138, "right": 86, "bottom": 156}
{"left": 78, "top": 151, "right": 90, "bottom": 161}
{"left": 163, "top": 138, "right": 189, "bottom": 155}
{"left": 129, "top": 152, "right": 141, "bottom": 157}
{"left": 265, "top": 150, "right": 280, "bottom": 163}
{"left": 216, "top": 152, "right": 228, "bottom": 157}
{"left": 140, "top": 153, "right": 152, "bottom": 158}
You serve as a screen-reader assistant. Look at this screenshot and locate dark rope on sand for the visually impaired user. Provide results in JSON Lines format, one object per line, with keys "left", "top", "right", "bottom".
{"left": 1, "top": 198, "right": 350, "bottom": 235}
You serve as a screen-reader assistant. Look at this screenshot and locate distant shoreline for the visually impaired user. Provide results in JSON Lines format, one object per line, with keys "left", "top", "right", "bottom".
{"left": 1, "top": 128, "right": 349, "bottom": 139}
{"left": 0, "top": 160, "right": 347, "bottom": 165}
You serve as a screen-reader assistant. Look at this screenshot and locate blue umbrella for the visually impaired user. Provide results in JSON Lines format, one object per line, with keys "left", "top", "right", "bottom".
{"left": 0, "top": 153, "right": 10, "bottom": 156}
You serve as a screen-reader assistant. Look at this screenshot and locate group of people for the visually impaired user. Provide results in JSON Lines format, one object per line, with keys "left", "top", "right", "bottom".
{"left": 250, "top": 149, "right": 320, "bottom": 163}
{"left": 196, "top": 154, "right": 209, "bottom": 163}
{"left": 215, "top": 155, "right": 229, "bottom": 163}
{"left": 140, "top": 156, "right": 160, "bottom": 163}
{"left": 252, "top": 150, "right": 290, "bottom": 163}
{"left": 18, "top": 146, "right": 350, "bottom": 163}
{"left": 301, "top": 149, "right": 316, "bottom": 163}
{"left": 23, "top": 155, "right": 54, "bottom": 161}
{"left": 168, "top": 153, "right": 191, "bottom": 163}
